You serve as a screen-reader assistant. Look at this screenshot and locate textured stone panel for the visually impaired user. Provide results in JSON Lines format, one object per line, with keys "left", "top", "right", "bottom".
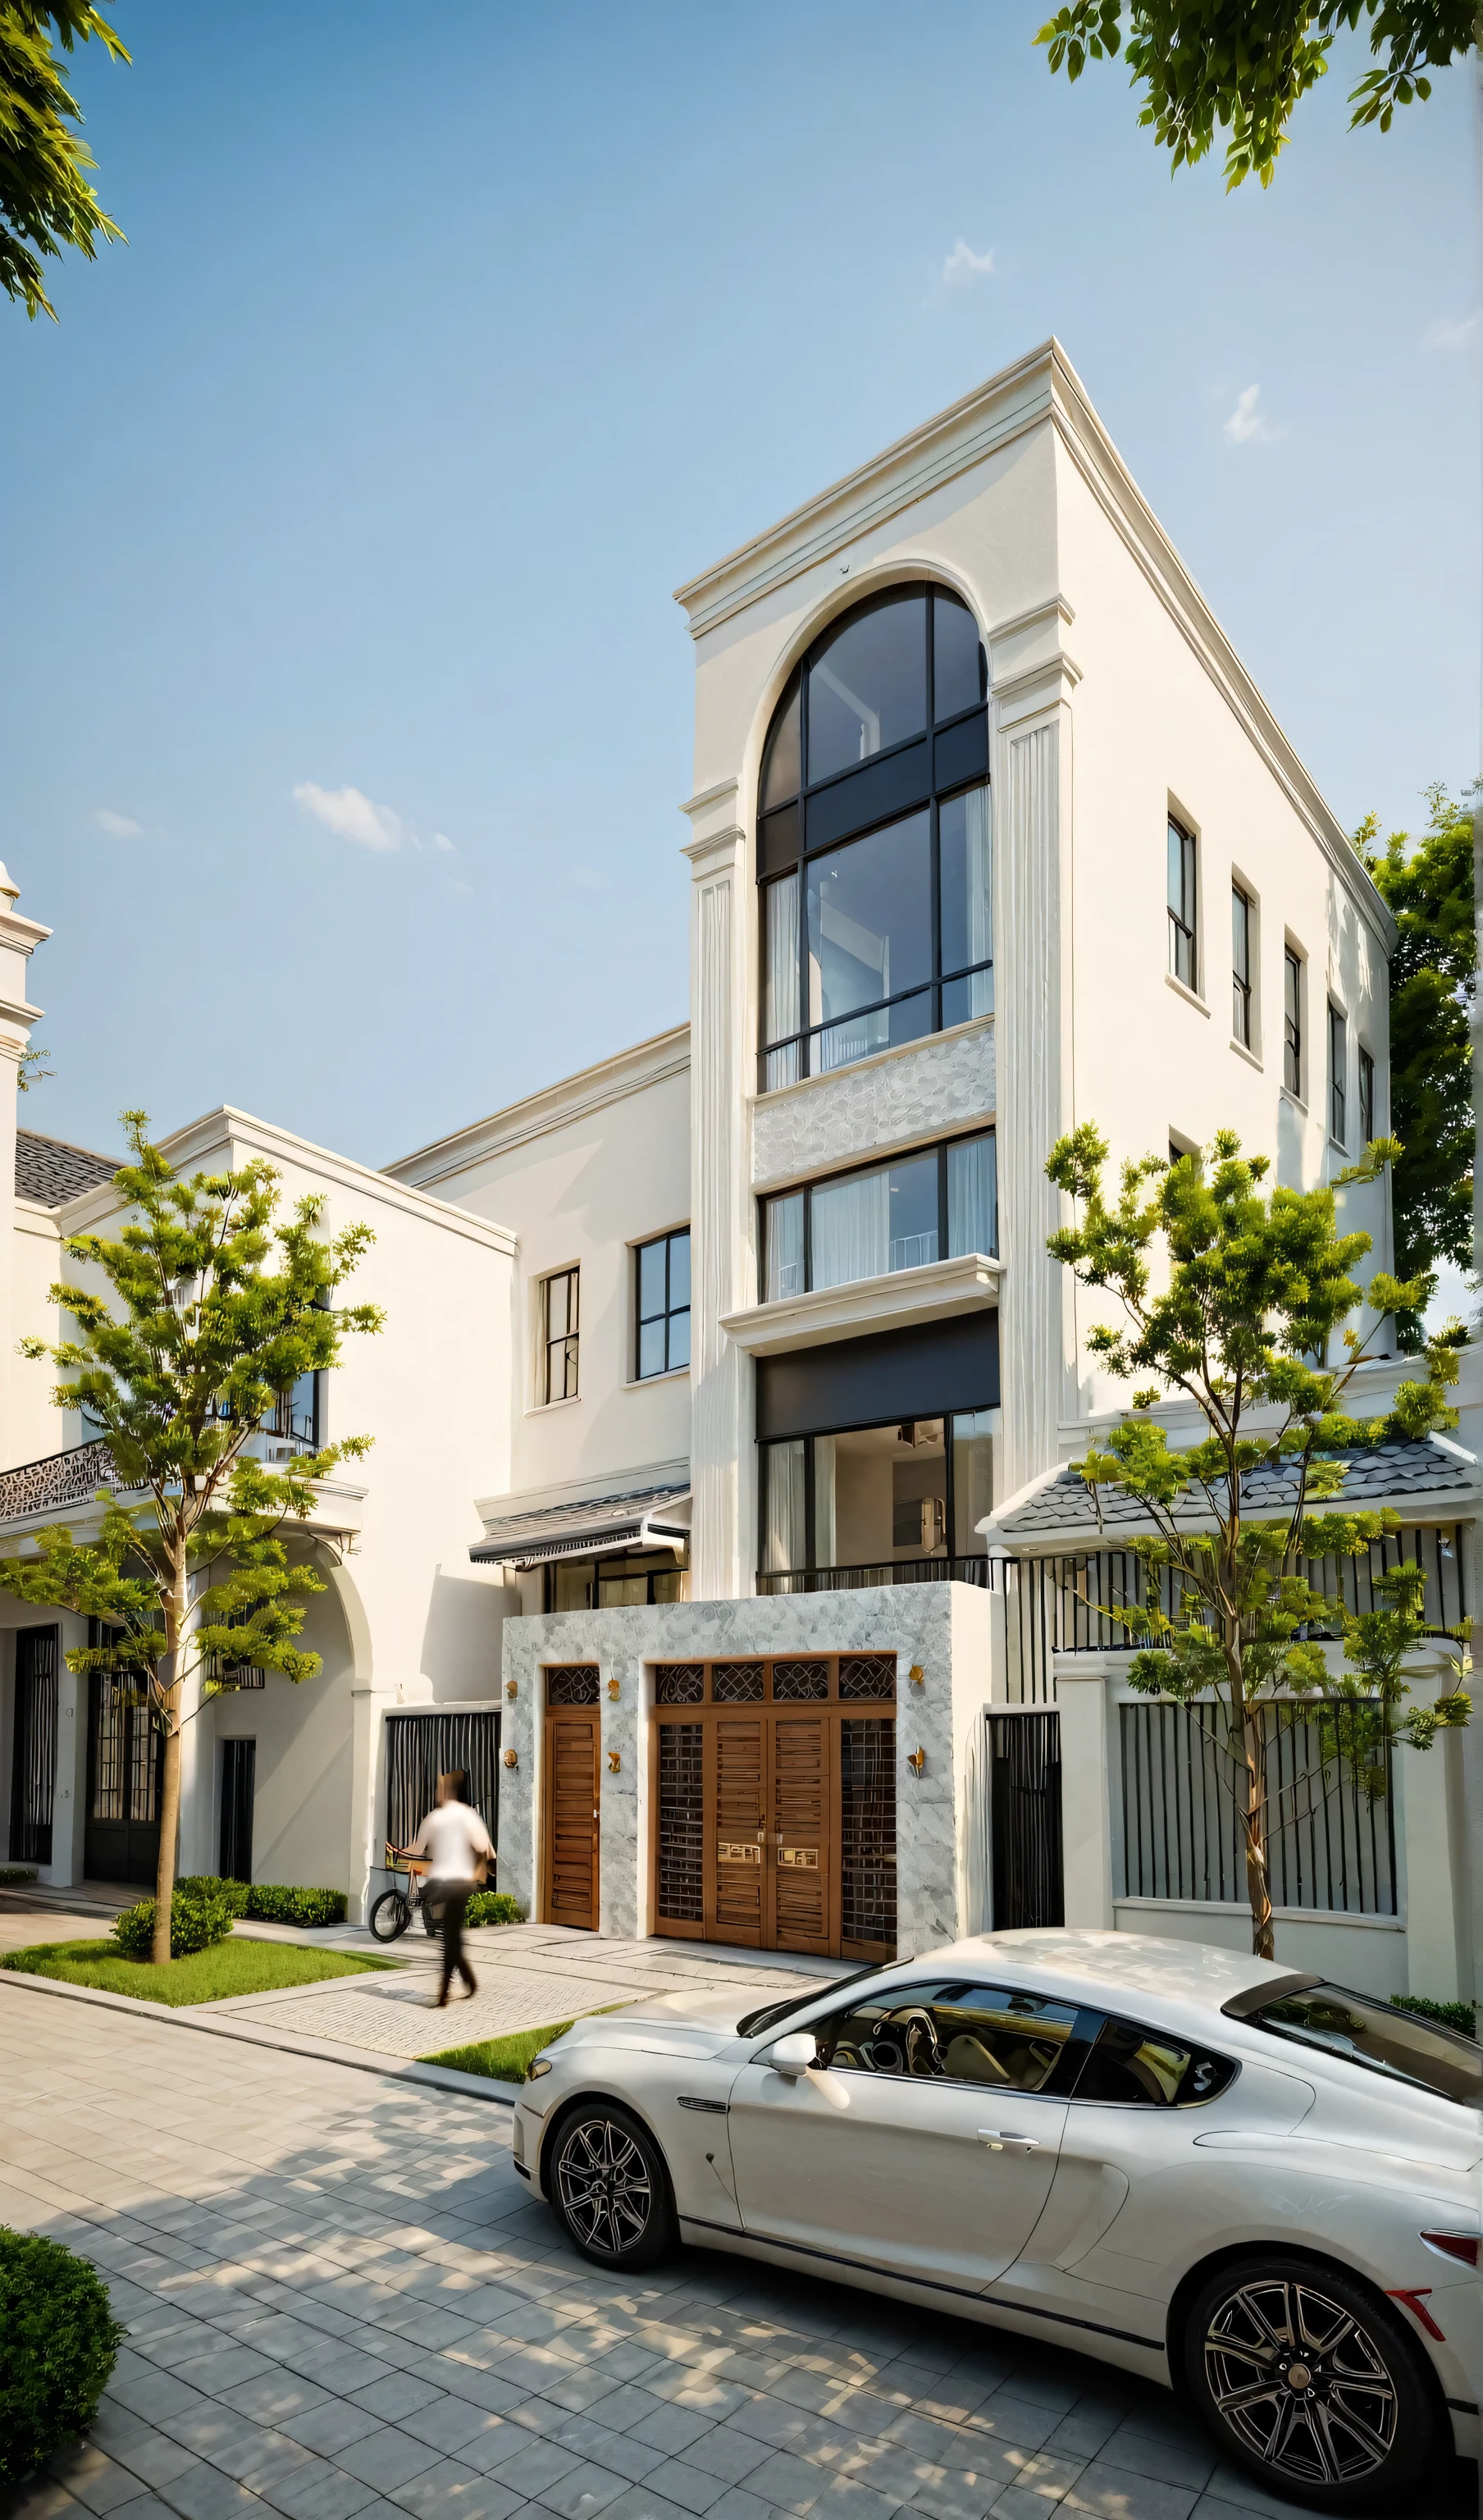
{"left": 752, "top": 1021, "right": 995, "bottom": 1190}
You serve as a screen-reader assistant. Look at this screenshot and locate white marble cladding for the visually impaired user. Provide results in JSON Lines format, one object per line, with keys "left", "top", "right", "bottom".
{"left": 751, "top": 1020, "right": 994, "bottom": 1192}
{"left": 500, "top": 1585, "right": 975, "bottom": 1955}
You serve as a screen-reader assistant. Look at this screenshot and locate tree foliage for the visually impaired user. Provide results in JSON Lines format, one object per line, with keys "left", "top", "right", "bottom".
{"left": 1, "top": 2, "right": 127, "bottom": 320}
{"left": 0, "top": 1113, "right": 383, "bottom": 1960}
{"left": 1046, "top": 1125, "right": 1469, "bottom": 1954}
{"left": 1034, "top": 0, "right": 1471, "bottom": 188}
{"left": 1353, "top": 783, "right": 1476, "bottom": 1346}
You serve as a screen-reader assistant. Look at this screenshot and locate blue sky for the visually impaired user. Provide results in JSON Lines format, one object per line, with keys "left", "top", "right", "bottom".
{"left": 2, "top": 1, "right": 1477, "bottom": 1171}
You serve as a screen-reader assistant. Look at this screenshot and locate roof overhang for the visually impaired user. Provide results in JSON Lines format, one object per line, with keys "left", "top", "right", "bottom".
{"left": 471, "top": 1484, "right": 691, "bottom": 1569}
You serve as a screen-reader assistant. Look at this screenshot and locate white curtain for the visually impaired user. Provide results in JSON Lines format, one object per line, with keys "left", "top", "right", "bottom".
{"left": 763, "top": 1440, "right": 806, "bottom": 1573}
{"left": 764, "top": 874, "right": 800, "bottom": 1051}
{"left": 947, "top": 1132, "right": 997, "bottom": 1258}
{"left": 963, "top": 783, "right": 992, "bottom": 970}
{"left": 813, "top": 1436, "right": 837, "bottom": 1568}
{"left": 810, "top": 1164, "right": 892, "bottom": 1288}
{"left": 951, "top": 1411, "right": 994, "bottom": 1554}
{"left": 765, "top": 1194, "right": 805, "bottom": 1299}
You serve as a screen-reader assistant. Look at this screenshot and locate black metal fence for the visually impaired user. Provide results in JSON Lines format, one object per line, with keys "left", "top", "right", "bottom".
{"left": 987, "top": 1710, "right": 1064, "bottom": 1928}
{"left": 384, "top": 1711, "right": 501, "bottom": 1861}
{"left": 1118, "top": 1700, "right": 1397, "bottom": 1915}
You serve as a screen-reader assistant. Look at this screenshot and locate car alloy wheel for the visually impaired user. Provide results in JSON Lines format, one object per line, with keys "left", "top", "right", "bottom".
{"left": 551, "top": 2105, "right": 673, "bottom": 2269}
{"left": 1186, "top": 2254, "right": 1438, "bottom": 2508}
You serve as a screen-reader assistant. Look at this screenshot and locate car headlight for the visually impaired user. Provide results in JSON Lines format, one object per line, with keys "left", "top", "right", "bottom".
{"left": 528, "top": 2056, "right": 554, "bottom": 2079}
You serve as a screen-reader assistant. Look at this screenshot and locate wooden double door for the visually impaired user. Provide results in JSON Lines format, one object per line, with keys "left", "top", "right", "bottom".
{"left": 654, "top": 1655, "right": 897, "bottom": 1962}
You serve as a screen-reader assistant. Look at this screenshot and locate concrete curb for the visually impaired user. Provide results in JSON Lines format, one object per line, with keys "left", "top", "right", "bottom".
{"left": 0, "top": 1963, "right": 524, "bottom": 2105}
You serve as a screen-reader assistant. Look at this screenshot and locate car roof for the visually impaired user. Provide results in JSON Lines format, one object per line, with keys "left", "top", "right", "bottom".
{"left": 875, "top": 1929, "right": 1296, "bottom": 2025}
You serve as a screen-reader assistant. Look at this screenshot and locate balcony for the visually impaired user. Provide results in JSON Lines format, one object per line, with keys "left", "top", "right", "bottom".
{"left": 0, "top": 1434, "right": 366, "bottom": 1545}
{"left": 757, "top": 1556, "right": 995, "bottom": 1595}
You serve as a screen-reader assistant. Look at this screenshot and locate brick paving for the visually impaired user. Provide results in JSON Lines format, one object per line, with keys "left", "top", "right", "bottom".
{"left": 7, "top": 1974, "right": 1463, "bottom": 2520}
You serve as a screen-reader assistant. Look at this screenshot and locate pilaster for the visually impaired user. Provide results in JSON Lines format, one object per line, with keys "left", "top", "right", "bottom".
{"left": 682, "top": 783, "right": 749, "bottom": 1599}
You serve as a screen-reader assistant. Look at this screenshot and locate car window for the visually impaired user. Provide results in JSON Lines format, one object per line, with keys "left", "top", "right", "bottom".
{"left": 815, "top": 1979, "right": 1086, "bottom": 2093}
{"left": 1243, "top": 1984, "right": 1482, "bottom": 2108}
{"left": 736, "top": 1963, "right": 890, "bottom": 2040}
{"left": 1070, "top": 2013, "right": 1236, "bottom": 2108}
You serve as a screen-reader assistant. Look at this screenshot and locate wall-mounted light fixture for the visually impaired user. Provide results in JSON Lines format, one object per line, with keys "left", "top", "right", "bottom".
{"left": 607, "top": 1678, "right": 621, "bottom": 1701}
{"left": 908, "top": 1665, "right": 924, "bottom": 1689}
{"left": 505, "top": 1679, "right": 518, "bottom": 1701}
{"left": 906, "top": 1746, "right": 926, "bottom": 1777}
{"left": 607, "top": 1750, "right": 621, "bottom": 1773}
{"left": 503, "top": 1747, "right": 518, "bottom": 1769}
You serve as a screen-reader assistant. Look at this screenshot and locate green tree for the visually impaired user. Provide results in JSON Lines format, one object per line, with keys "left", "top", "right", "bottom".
{"left": 1046, "top": 1125, "right": 1469, "bottom": 1955}
{"left": 2, "top": 3, "right": 127, "bottom": 320}
{"left": 0, "top": 1114, "right": 382, "bottom": 1961}
{"left": 1353, "top": 784, "right": 1476, "bottom": 1347}
{"left": 1034, "top": 1, "right": 1472, "bottom": 189}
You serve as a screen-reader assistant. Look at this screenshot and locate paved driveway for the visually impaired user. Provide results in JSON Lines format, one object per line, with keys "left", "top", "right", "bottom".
{"left": 0, "top": 1978, "right": 1471, "bottom": 2520}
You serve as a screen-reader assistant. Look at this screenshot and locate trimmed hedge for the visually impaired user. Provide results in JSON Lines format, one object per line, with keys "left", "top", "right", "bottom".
{"left": 465, "top": 1890, "right": 527, "bottom": 1928}
{"left": 113, "top": 1879, "right": 235, "bottom": 1961}
{"left": 0, "top": 2227, "right": 125, "bottom": 2485}
{"left": 177, "top": 1874, "right": 347, "bottom": 1928}
{"left": 0, "top": 1864, "right": 39, "bottom": 1886}
{"left": 1392, "top": 1993, "right": 1478, "bottom": 2039}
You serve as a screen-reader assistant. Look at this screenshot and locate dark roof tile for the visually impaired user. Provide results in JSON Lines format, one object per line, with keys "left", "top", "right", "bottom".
{"left": 15, "top": 1129, "right": 118, "bottom": 1208}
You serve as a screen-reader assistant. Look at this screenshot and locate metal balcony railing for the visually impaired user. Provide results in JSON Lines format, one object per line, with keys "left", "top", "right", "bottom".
{"left": 757, "top": 1557, "right": 993, "bottom": 1596}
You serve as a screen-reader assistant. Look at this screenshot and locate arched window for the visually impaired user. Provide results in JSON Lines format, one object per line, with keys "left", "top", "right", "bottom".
{"left": 758, "top": 584, "right": 990, "bottom": 1089}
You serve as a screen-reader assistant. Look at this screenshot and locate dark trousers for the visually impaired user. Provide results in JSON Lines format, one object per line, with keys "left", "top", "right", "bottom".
{"left": 428, "top": 1881, "right": 476, "bottom": 2001}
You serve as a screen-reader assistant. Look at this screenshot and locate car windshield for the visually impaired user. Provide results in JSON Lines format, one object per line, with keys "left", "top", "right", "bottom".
{"left": 1247, "top": 1985, "right": 1483, "bottom": 2107}
{"left": 736, "top": 1965, "right": 891, "bottom": 2040}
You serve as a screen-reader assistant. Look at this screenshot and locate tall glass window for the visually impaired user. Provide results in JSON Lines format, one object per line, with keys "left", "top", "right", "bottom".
{"left": 1284, "top": 948, "right": 1303, "bottom": 1098}
{"left": 761, "top": 1132, "right": 997, "bottom": 1299}
{"left": 1328, "top": 1004, "right": 1347, "bottom": 1146}
{"left": 636, "top": 1229, "right": 691, "bottom": 1379}
{"left": 543, "top": 1268, "right": 579, "bottom": 1403}
{"left": 758, "top": 585, "right": 990, "bottom": 1091}
{"left": 1358, "top": 1046, "right": 1376, "bottom": 1144}
{"left": 1167, "top": 819, "right": 1197, "bottom": 990}
{"left": 759, "top": 1413, "right": 994, "bottom": 1578}
{"left": 1231, "top": 884, "right": 1253, "bottom": 1046}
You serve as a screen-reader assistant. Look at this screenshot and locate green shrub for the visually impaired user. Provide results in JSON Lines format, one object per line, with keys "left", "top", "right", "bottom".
{"left": 245, "top": 1884, "right": 346, "bottom": 1926}
{"left": 0, "top": 1864, "right": 38, "bottom": 1886}
{"left": 112, "top": 1879, "right": 235, "bottom": 1961}
{"left": 465, "top": 1890, "right": 527, "bottom": 1928}
{"left": 177, "top": 1873, "right": 249, "bottom": 1917}
{"left": 1392, "top": 1993, "right": 1478, "bottom": 2039}
{"left": 0, "top": 2227, "right": 125, "bottom": 2485}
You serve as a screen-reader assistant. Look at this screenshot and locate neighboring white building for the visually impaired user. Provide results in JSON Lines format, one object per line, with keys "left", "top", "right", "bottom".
{"left": 0, "top": 340, "right": 1476, "bottom": 2002}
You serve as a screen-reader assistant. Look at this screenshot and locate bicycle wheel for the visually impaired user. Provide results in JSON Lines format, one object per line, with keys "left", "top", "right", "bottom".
{"left": 369, "top": 1889, "right": 410, "bottom": 1942}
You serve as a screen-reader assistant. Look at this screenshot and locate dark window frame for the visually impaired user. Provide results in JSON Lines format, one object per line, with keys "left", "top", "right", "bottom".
{"left": 635, "top": 1226, "right": 691, "bottom": 1380}
{"left": 756, "top": 585, "right": 990, "bottom": 1093}
{"left": 1358, "top": 1045, "right": 1376, "bottom": 1144}
{"left": 1284, "top": 947, "right": 1303, "bottom": 1098}
{"left": 544, "top": 1550, "right": 687, "bottom": 1613}
{"left": 760, "top": 1129, "right": 997, "bottom": 1301}
{"left": 542, "top": 1266, "right": 580, "bottom": 1404}
{"left": 1231, "top": 883, "right": 1253, "bottom": 1047}
{"left": 1167, "top": 817, "right": 1198, "bottom": 991}
{"left": 1328, "top": 1002, "right": 1348, "bottom": 1146}
{"left": 757, "top": 1408, "right": 994, "bottom": 1580}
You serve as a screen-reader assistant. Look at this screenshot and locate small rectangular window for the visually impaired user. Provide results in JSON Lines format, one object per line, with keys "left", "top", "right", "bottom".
{"left": 1284, "top": 948, "right": 1303, "bottom": 1098}
{"left": 1167, "top": 819, "right": 1197, "bottom": 991}
{"left": 635, "top": 1230, "right": 691, "bottom": 1380}
{"left": 1328, "top": 1003, "right": 1347, "bottom": 1146}
{"left": 1359, "top": 1047, "right": 1376, "bottom": 1144}
{"left": 1231, "top": 885, "right": 1253, "bottom": 1047}
{"left": 543, "top": 1267, "right": 579, "bottom": 1404}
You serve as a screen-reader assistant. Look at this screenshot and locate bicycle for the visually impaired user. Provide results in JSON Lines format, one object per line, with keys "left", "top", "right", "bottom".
{"left": 369, "top": 1842, "right": 440, "bottom": 1942}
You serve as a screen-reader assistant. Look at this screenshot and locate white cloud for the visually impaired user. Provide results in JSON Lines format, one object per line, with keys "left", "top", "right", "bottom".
{"left": 1425, "top": 313, "right": 1480, "bottom": 350}
{"left": 430, "top": 833, "right": 455, "bottom": 856}
{"left": 94, "top": 807, "right": 143, "bottom": 838}
{"left": 1223, "top": 384, "right": 1275, "bottom": 445}
{"left": 942, "top": 238, "right": 995, "bottom": 288}
{"left": 293, "top": 782, "right": 403, "bottom": 851}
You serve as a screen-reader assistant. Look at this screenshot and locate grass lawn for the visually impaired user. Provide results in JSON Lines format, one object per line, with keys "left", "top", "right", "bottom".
{"left": 0, "top": 1934, "right": 397, "bottom": 2006}
{"left": 422, "top": 2017, "right": 576, "bottom": 2081}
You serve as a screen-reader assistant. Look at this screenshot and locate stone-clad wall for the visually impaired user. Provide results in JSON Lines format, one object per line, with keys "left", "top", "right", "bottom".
{"left": 751, "top": 1021, "right": 994, "bottom": 1194}
{"left": 500, "top": 1586, "right": 979, "bottom": 1954}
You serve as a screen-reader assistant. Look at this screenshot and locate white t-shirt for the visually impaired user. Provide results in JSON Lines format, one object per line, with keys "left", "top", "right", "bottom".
{"left": 413, "top": 1802, "right": 494, "bottom": 1883}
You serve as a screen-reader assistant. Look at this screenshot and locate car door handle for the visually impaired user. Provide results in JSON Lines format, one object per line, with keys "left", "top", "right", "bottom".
{"left": 978, "top": 2130, "right": 1038, "bottom": 2153}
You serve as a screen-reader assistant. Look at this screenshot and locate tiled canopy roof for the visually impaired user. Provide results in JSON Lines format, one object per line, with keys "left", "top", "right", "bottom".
{"left": 471, "top": 1483, "right": 691, "bottom": 1568}
{"left": 15, "top": 1129, "right": 117, "bottom": 1208}
{"left": 992, "top": 1436, "right": 1477, "bottom": 1545}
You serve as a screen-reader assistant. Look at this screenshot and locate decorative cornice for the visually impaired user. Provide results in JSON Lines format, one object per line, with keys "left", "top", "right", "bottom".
{"left": 988, "top": 593, "right": 1076, "bottom": 644}
{"left": 388, "top": 1028, "right": 691, "bottom": 1188}
{"left": 991, "top": 650, "right": 1083, "bottom": 705}
{"left": 720, "top": 1252, "right": 999, "bottom": 1358}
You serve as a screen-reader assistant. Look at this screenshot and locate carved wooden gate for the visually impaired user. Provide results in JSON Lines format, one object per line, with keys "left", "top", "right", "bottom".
{"left": 542, "top": 1667, "right": 601, "bottom": 1929}
{"left": 652, "top": 1655, "right": 896, "bottom": 1961}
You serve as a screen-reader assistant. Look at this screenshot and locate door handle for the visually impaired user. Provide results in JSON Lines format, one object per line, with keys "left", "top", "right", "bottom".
{"left": 978, "top": 2130, "right": 1038, "bottom": 2153}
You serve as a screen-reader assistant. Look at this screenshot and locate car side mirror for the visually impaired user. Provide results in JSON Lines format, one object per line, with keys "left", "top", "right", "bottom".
{"left": 771, "top": 2032, "right": 819, "bottom": 2078}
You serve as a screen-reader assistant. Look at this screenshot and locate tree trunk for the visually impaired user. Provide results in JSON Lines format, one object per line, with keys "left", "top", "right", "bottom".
{"left": 1239, "top": 1709, "right": 1275, "bottom": 1960}
{"left": 149, "top": 1559, "right": 189, "bottom": 1965}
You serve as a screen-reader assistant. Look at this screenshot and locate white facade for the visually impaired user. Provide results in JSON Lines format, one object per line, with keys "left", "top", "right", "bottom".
{"left": 0, "top": 340, "right": 1475, "bottom": 2002}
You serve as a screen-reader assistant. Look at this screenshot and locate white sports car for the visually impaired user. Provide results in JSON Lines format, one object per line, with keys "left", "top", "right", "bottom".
{"left": 511, "top": 1929, "right": 1482, "bottom": 2513}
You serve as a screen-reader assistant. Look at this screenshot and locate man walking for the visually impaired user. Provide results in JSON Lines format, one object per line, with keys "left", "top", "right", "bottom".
{"left": 402, "top": 1769, "right": 494, "bottom": 2006}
